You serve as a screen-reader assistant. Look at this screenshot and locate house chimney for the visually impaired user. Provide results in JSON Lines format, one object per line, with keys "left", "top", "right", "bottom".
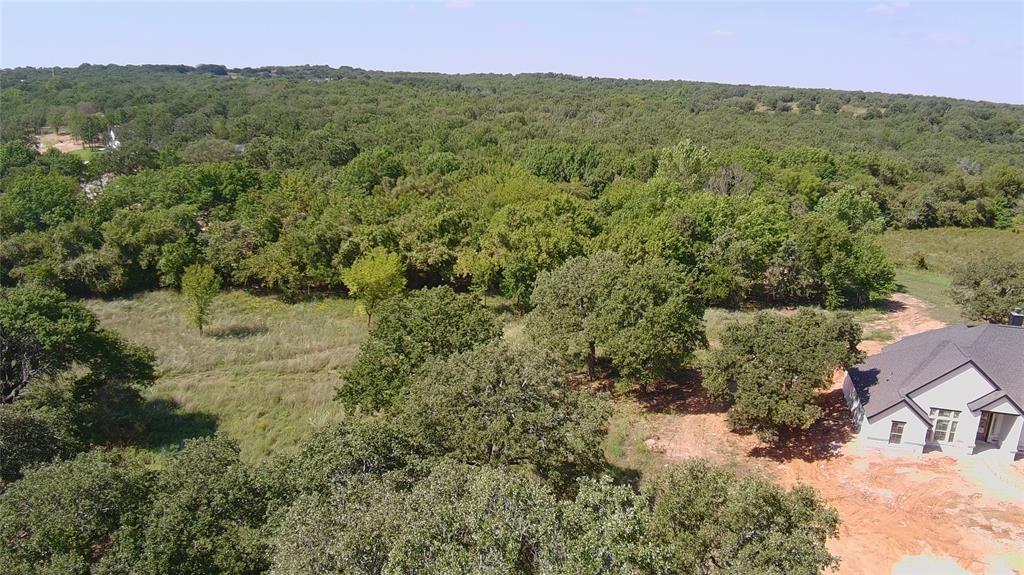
{"left": 1010, "top": 308, "right": 1024, "bottom": 327}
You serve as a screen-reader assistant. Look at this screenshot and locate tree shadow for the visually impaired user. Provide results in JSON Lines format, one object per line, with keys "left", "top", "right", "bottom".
{"left": 138, "top": 398, "right": 218, "bottom": 451}
{"left": 603, "top": 461, "right": 643, "bottom": 489}
{"left": 747, "top": 388, "right": 854, "bottom": 463}
{"left": 870, "top": 298, "right": 908, "bottom": 314}
{"left": 633, "top": 369, "right": 731, "bottom": 416}
{"left": 627, "top": 369, "right": 854, "bottom": 464}
{"left": 206, "top": 323, "right": 269, "bottom": 339}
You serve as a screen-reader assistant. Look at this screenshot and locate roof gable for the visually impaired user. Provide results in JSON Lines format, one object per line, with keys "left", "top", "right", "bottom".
{"left": 849, "top": 324, "right": 1024, "bottom": 419}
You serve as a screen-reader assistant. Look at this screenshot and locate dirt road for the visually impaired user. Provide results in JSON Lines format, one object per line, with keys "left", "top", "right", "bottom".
{"left": 645, "top": 294, "right": 1024, "bottom": 575}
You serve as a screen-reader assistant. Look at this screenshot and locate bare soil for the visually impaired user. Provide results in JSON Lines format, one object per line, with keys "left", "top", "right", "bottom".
{"left": 643, "top": 294, "right": 1024, "bottom": 575}
{"left": 34, "top": 132, "right": 86, "bottom": 153}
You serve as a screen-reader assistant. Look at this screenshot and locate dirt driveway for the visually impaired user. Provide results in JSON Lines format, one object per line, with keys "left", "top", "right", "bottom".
{"left": 643, "top": 294, "right": 1024, "bottom": 575}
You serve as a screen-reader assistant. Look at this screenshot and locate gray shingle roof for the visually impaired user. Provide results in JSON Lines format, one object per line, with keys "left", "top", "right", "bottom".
{"left": 847, "top": 325, "right": 1024, "bottom": 421}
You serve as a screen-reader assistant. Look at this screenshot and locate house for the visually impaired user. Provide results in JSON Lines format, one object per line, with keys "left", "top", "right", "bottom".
{"left": 843, "top": 311, "right": 1024, "bottom": 461}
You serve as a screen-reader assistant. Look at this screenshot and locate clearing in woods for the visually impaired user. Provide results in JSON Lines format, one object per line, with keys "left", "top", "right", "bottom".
{"left": 638, "top": 293, "right": 1024, "bottom": 575}
{"left": 34, "top": 131, "right": 87, "bottom": 153}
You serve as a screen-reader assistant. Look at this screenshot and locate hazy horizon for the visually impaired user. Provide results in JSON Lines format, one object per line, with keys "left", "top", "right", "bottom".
{"left": 2, "top": 1, "right": 1022, "bottom": 104}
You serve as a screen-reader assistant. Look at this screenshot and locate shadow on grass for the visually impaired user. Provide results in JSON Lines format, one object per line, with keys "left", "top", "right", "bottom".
{"left": 206, "top": 323, "right": 269, "bottom": 339}
{"left": 139, "top": 398, "right": 218, "bottom": 451}
{"left": 870, "top": 298, "right": 908, "bottom": 314}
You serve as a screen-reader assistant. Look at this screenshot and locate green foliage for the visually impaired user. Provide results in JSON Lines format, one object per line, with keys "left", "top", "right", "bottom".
{"left": 0, "top": 408, "right": 76, "bottom": 482}
{"left": 100, "top": 437, "right": 271, "bottom": 575}
{"left": 283, "top": 416, "right": 423, "bottom": 495}
{"left": 471, "top": 193, "right": 600, "bottom": 307}
{"left": 530, "top": 253, "right": 706, "bottom": 387}
{"left": 340, "top": 247, "right": 406, "bottom": 323}
{"left": 0, "top": 286, "right": 154, "bottom": 477}
{"left": 180, "top": 263, "right": 221, "bottom": 335}
{"left": 591, "top": 257, "right": 707, "bottom": 387}
{"left": 528, "top": 252, "right": 625, "bottom": 377}
{"left": 269, "top": 457, "right": 838, "bottom": 575}
{"left": 270, "top": 461, "right": 560, "bottom": 575}
{"left": 949, "top": 253, "right": 1024, "bottom": 323}
{"left": 702, "top": 309, "right": 862, "bottom": 441}
{"left": 0, "top": 285, "right": 154, "bottom": 403}
{"left": 397, "top": 341, "right": 611, "bottom": 489}
{"left": 0, "top": 449, "right": 150, "bottom": 574}
{"left": 774, "top": 213, "right": 895, "bottom": 308}
{"left": 813, "top": 187, "right": 885, "bottom": 233}
{"left": 338, "top": 286, "right": 501, "bottom": 410}
{"left": 645, "top": 460, "right": 840, "bottom": 575}
{"left": 0, "top": 172, "right": 83, "bottom": 234}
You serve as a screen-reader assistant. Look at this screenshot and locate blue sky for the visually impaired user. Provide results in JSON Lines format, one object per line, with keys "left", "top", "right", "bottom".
{"left": 2, "top": 1, "right": 1022, "bottom": 103}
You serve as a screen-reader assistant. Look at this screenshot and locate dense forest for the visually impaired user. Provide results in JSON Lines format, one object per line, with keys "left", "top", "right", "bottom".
{"left": 1, "top": 64, "right": 1023, "bottom": 574}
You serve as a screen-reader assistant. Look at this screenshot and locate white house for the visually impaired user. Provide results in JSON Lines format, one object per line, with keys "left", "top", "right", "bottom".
{"left": 843, "top": 318, "right": 1024, "bottom": 461}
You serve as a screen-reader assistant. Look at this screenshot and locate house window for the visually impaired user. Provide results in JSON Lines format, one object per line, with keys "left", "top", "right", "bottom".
{"left": 888, "top": 421, "right": 905, "bottom": 444}
{"left": 929, "top": 408, "right": 960, "bottom": 443}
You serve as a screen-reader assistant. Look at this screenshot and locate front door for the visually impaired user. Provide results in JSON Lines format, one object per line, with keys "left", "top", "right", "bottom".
{"left": 976, "top": 412, "right": 993, "bottom": 442}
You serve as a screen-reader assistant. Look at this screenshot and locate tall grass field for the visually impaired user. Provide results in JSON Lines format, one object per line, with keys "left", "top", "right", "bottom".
{"left": 88, "top": 290, "right": 366, "bottom": 461}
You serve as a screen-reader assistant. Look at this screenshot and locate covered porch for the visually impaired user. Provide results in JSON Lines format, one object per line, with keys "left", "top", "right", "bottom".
{"left": 972, "top": 409, "right": 1023, "bottom": 459}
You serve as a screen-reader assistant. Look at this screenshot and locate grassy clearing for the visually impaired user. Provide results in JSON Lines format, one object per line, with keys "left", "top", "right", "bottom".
{"left": 893, "top": 268, "right": 964, "bottom": 324}
{"left": 879, "top": 227, "right": 1021, "bottom": 323}
{"left": 88, "top": 290, "right": 366, "bottom": 461}
{"left": 881, "top": 228, "right": 1022, "bottom": 276}
{"left": 604, "top": 402, "right": 658, "bottom": 479}
{"left": 69, "top": 147, "right": 100, "bottom": 161}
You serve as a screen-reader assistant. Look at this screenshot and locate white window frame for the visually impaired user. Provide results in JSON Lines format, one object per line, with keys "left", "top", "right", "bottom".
{"left": 928, "top": 408, "right": 960, "bottom": 443}
{"left": 888, "top": 421, "right": 905, "bottom": 444}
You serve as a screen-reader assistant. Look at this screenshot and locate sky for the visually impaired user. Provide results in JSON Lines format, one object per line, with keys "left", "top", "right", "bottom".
{"left": 1, "top": 1, "right": 1022, "bottom": 104}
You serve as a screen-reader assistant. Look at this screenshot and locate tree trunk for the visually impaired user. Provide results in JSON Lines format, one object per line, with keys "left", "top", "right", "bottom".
{"left": 586, "top": 340, "right": 597, "bottom": 380}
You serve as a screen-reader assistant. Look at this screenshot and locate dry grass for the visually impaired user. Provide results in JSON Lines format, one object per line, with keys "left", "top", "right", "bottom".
{"left": 87, "top": 290, "right": 367, "bottom": 461}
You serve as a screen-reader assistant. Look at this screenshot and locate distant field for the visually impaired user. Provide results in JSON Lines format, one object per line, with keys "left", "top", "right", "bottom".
{"left": 880, "top": 227, "right": 1022, "bottom": 276}
{"left": 880, "top": 227, "right": 1022, "bottom": 323}
{"left": 88, "top": 290, "right": 366, "bottom": 461}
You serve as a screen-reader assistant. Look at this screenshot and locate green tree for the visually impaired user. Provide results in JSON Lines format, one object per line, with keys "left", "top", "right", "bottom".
{"left": 590, "top": 257, "right": 707, "bottom": 390}
{"left": 398, "top": 341, "right": 611, "bottom": 489}
{"left": 338, "top": 286, "right": 500, "bottom": 410}
{"left": 786, "top": 213, "right": 895, "bottom": 308}
{"left": 528, "top": 252, "right": 626, "bottom": 378}
{"left": 0, "top": 172, "right": 83, "bottom": 234}
{"left": 0, "top": 408, "right": 76, "bottom": 482}
{"left": 0, "top": 449, "right": 150, "bottom": 574}
{"left": 100, "top": 437, "right": 271, "bottom": 575}
{"left": 180, "top": 263, "right": 221, "bottom": 335}
{"left": 645, "top": 460, "right": 840, "bottom": 575}
{"left": 282, "top": 416, "right": 423, "bottom": 495}
{"left": 702, "top": 309, "right": 862, "bottom": 442}
{"left": 270, "top": 462, "right": 560, "bottom": 575}
{"left": 340, "top": 247, "right": 406, "bottom": 325}
{"left": 949, "top": 253, "right": 1024, "bottom": 323}
{"left": 469, "top": 193, "right": 600, "bottom": 307}
{"left": 530, "top": 253, "right": 706, "bottom": 388}
{"left": 0, "top": 286, "right": 154, "bottom": 404}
